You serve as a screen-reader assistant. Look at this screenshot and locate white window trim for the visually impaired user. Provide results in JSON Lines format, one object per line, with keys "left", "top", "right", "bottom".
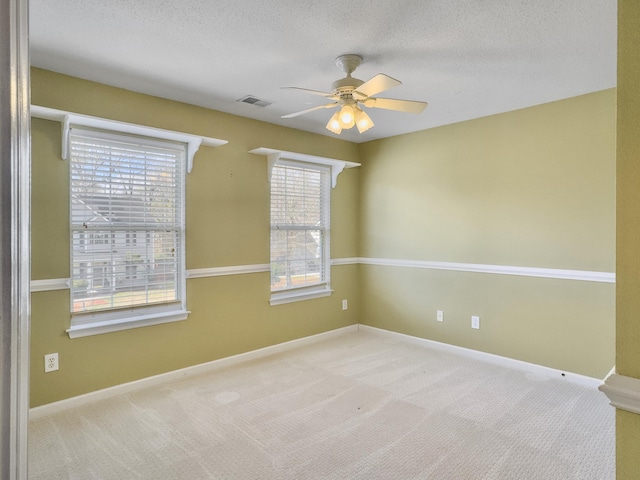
{"left": 269, "top": 285, "right": 334, "bottom": 306}
{"left": 29, "top": 104, "right": 226, "bottom": 339}
{"left": 66, "top": 126, "right": 190, "bottom": 338}
{"left": 67, "top": 305, "right": 190, "bottom": 338}
{"left": 269, "top": 286, "right": 333, "bottom": 306}
{"left": 268, "top": 158, "right": 334, "bottom": 306}
{"left": 31, "top": 105, "right": 228, "bottom": 173}
{"left": 250, "top": 148, "right": 359, "bottom": 305}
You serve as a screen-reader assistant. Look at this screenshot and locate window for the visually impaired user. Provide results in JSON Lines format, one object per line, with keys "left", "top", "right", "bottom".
{"left": 125, "top": 232, "right": 137, "bottom": 246}
{"left": 68, "top": 127, "right": 188, "bottom": 337}
{"left": 270, "top": 160, "right": 331, "bottom": 305}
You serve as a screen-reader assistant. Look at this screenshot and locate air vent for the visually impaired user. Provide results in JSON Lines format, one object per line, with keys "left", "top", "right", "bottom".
{"left": 237, "top": 95, "right": 272, "bottom": 107}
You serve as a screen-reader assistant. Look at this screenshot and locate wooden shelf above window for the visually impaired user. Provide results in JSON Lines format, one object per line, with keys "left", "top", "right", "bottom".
{"left": 31, "top": 105, "right": 228, "bottom": 173}
{"left": 249, "top": 147, "right": 360, "bottom": 188}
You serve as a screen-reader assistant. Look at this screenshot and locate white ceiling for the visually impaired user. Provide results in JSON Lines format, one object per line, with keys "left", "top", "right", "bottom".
{"left": 29, "top": 0, "right": 617, "bottom": 143}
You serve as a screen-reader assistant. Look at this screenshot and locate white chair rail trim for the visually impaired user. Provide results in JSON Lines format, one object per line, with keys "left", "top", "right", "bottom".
{"left": 359, "top": 257, "right": 615, "bottom": 283}
{"left": 31, "top": 260, "right": 359, "bottom": 291}
{"left": 599, "top": 370, "right": 640, "bottom": 414}
{"left": 186, "top": 264, "right": 270, "bottom": 278}
{"left": 30, "top": 278, "right": 70, "bottom": 292}
{"left": 330, "top": 257, "right": 360, "bottom": 266}
{"left": 30, "top": 258, "right": 614, "bottom": 292}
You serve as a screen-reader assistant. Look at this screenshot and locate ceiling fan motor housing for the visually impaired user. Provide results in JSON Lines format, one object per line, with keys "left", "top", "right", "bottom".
{"left": 332, "top": 77, "right": 364, "bottom": 95}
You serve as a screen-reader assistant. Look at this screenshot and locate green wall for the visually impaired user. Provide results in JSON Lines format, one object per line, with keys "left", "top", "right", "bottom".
{"left": 30, "top": 68, "right": 361, "bottom": 407}
{"left": 616, "top": 1, "right": 640, "bottom": 478}
{"left": 30, "top": 68, "right": 616, "bottom": 409}
{"left": 358, "top": 90, "right": 616, "bottom": 379}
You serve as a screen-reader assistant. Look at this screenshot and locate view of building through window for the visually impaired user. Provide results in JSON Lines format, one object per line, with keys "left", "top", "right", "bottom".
{"left": 69, "top": 129, "right": 185, "bottom": 313}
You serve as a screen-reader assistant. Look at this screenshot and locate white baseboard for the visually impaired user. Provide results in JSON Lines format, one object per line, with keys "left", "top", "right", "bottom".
{"left": 357, "top": 324, "right": 604, "bottom": 388}
{"left": 29, "top": 324, "right": 358, "bottom": 419}
{"left": 30, "top": 323, "right": 606, "bottom": 419}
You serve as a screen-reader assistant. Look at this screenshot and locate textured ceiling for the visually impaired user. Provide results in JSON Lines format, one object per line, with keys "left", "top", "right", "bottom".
{"left": 29, "top": 0, "right": 617, "bottom": 143}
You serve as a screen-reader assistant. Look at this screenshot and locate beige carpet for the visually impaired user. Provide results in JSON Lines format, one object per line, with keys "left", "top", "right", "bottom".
{"left": 28, "top": 329, "right": 615, "bottom": 479}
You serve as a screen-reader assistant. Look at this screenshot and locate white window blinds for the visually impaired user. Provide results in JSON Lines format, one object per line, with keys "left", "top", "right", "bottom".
{"left": 69, "top": 127, "right": 186, "bottom": 315}
{"left": 270, "top": 161, "right": 330, "bottom": 293}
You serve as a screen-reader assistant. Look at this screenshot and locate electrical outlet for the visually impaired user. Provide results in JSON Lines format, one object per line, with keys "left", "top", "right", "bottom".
{"left": 437, "top": 310, "right": 444, "bottom": 322}
{"left": 44, "top": 353, "right": 59, "bottom": 373}
{"left": 471, "top": 316, "right": 480, "bottom": 330}
{"left": 342, "top": 299, "right": 348, "bottom": 310}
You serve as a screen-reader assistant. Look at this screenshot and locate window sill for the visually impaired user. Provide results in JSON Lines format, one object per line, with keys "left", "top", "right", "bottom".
{"left": 270, "top": 287, "right": 333, "bottom": 306}
{"left": 67, "top": 308, "right": 189, "bottom": 338}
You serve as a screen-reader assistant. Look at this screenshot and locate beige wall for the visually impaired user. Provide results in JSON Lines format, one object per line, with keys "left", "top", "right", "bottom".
{"left": 358, "top": 90, "right": 616, "bottom": 378}
{"left": 616, "top": 1, "right": 640, "bottom": 478}
{"left": 30, "top": 68, "right": 361, "bottom": 407}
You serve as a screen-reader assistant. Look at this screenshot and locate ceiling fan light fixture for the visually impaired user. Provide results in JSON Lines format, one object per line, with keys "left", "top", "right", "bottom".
{"left": 355, "top": 107, "right": 374, "bottom": 133}
{"left": 326, "top": 111, "right": 343, "bottom": 134}
{"left": 283, "top": 54, "right": 427, "bottom": 135}
{"left": 338, "top": 104, "right": 356, "bottom": 128}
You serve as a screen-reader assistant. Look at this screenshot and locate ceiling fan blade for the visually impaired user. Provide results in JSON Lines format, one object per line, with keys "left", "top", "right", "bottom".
{"left": 354, "top": 74, "right": 402, "bottom": 98}
{"left": 281, "top": 103, "right": 337, "bottom": 119}
{"left": 282, "top": 86, "right": 338, "bottom": 99}
{"left": 362, "top": 97, "right": 427, "bottom": 114}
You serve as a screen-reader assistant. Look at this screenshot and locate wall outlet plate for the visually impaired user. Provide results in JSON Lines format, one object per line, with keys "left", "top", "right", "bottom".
{"left": 342, "top": 299, "right": 348, "bottom": 310}
{"left": 471, "top": 316, "right": 480, "bottom": 329}
{"left": 437, "top": 310, "right": 444, "bottom": 322}
{"left": 44, "top": 353, "right": 59, "bottom": 372}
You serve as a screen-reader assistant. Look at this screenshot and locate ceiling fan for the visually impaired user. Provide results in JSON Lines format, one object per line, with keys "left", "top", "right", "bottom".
{"left": 281, "top": 54, "right": 428, "bottom": 134}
